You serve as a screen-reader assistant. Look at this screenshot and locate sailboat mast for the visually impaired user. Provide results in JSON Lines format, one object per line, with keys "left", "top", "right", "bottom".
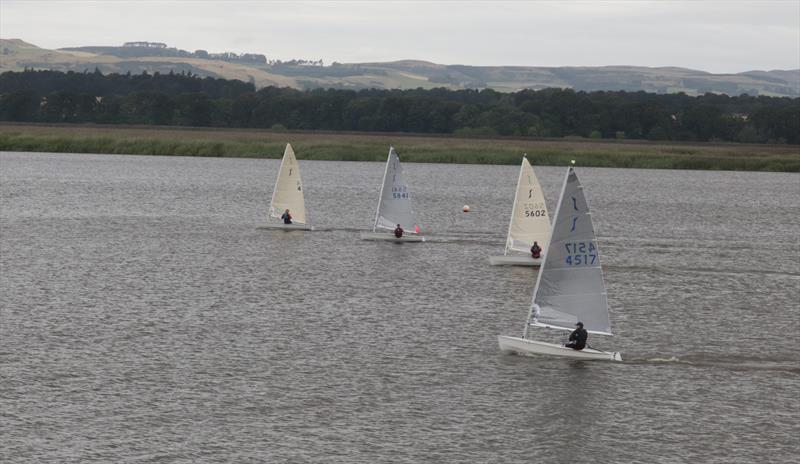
{"left": 504, "top": 155, "right": 527, "bottom": 256}
{"left": 372, "top": 147, "right": 393, "bottom": 232}
{"left": 523, "top": 166, "right": 571, "bottom": 339}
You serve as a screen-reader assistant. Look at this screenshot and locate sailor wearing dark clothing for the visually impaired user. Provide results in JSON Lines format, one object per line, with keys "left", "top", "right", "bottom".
{"left": 565, "top": 322, "right": 587, "bottom": 350}
{"left": 394, "top": 224, "right": 404, "bottom": 238}
{"left": 281, "top": 209, "right": 292, "bottom": 224}
{"left": 531, "top": 241, "right": 542, "bottom": 259}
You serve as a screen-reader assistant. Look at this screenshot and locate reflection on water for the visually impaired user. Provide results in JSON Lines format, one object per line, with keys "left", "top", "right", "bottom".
{"left": 1, "top": 152, "right": 798, "bottom": 463}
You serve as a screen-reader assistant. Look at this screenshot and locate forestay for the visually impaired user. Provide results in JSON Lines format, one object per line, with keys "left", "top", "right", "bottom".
{"left": 373, "top": 147, "right": 418, "bottom": 232}
{"left": 505, "top": 156, "right": 550, "bottom": 254}
{"left": 528, "top": 167, "right": 612, "bottom": 335}
{"left": 269, "top": 143, "right": 307, "bottom": 224}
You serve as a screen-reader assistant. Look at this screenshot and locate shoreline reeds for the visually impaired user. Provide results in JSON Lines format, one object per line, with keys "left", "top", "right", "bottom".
{"left": 1, "top": 124, "right": 797, "bottom": 172}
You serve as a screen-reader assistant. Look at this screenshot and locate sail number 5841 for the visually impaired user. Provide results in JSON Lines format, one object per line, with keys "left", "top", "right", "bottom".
{"left": 564, "top": 242, "right": 597, "bottom": 266}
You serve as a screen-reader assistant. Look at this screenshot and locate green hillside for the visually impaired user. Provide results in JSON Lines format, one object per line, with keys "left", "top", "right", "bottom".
{"left": 1, "top": 39, "right": 798, "bottom": 96}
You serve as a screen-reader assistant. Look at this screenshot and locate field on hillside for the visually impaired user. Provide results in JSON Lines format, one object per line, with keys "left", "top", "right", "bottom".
{"left": 2, "top": 39, "right": 798, "bottom": 96}
{"left": 1, "top": 123, "right": 798, "bottom": 172}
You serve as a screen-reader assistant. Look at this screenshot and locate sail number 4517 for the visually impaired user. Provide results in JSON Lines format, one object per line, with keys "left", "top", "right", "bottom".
{"left": 564, "top": 242, "right": 597, "bottom": 266}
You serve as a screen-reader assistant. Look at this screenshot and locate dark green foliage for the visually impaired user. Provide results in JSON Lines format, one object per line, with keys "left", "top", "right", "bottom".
{"left": 0, "top": 69, "right": 254, "bottom": 98}
{"left": 1, "top": 69, "right": 798, "bottom": 144}
{"left": 2, "top": 130, "right": 796, "bottom": 171}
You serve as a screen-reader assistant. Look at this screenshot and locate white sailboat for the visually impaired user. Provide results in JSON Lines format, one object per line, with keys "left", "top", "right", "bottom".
{"left": 498, "top": 166, "right": 622, "bottom": 361}
{"left": 489, "top": 155, "right": 550, "bottom": 266}
{"left": 260, "top": 143, "right": 313, "bottom": 230}
{"left": 360, "top": 146, "right": 424, "bottom": 242}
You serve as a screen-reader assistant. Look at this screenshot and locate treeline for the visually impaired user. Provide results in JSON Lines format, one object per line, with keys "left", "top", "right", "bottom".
{"left": 0, "top": 69, "right": 254, "bottom": 99}
{"left": 1, "top": 70, "right": 798, "bottom": 143}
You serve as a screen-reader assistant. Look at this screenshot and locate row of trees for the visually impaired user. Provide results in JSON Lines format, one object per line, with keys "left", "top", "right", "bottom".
{"left": 0, "top": 69, "right": 255, "bottom": 99}
{"left": 1, "top": 70, "right": 798, "bottom": 143}
{"left": 62, "top": 45, "right": 269, "bottom": 64}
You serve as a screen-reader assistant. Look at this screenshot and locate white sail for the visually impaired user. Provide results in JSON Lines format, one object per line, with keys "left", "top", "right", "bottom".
{"left": 373, "top": 147, "right": 418, "bottom": 233}
{"left": 505, "top": 156, "right": 550, "bottom": 254}
{"left": 269, "top": 143, "right": 307, "bottom": 224}
{"left": 527, "top": 167, "right": 612, "bottom": 336}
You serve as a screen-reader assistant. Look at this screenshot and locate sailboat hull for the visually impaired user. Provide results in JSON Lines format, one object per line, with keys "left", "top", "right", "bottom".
{"left": 488, "top": 255, "right": 542, "bottom": 266}
{"left": 498, "top": 336, "right": 622, "bottom": 362}
{"left": 258, "top": 223, "right": 314, "bottom": 231}
{"left": 360, "top": 232, "right": 425, "bottom": 242}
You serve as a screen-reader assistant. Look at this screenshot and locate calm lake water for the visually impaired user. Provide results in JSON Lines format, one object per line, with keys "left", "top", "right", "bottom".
{"left": 1, "top": 151, "right": 798, "bottom": 463}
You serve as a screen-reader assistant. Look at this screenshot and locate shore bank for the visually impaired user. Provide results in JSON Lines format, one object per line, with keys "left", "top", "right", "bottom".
{"left": 1, "top": 123, "right": 797, "bottom": 171}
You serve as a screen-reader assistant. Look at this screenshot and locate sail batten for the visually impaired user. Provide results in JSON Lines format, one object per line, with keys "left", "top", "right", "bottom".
{"left": 269, "top": 143, "right": 307, "bottom": 224}
{"left": 373, "top": 147, "right": 418, "bottom": 233}
{"left": 526, "top": 167, "right": 612, "bottom": 336}
{"left": 505, "top": 156, "right": 550, "bottom": 255}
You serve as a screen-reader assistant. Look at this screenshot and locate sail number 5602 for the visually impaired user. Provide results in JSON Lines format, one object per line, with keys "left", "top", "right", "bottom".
{"left": 525, "top": 210, "right": 546, "bottom": 217}
{"left": 564, "top": 241, "right": 597, "bottom": 266}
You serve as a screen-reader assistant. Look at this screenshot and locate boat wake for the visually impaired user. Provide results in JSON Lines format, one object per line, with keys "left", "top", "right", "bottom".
{"left": 605, "top": 263, "right": 800, "bottom": 278}
{"left": 625, "top": 355, "right": 800, "bottom": 374}
{"left": 424, "top": 236, "right": 499, "bottom": 246}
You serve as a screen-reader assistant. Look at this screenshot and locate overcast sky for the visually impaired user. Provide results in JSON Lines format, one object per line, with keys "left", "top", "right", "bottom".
{"left": 1, "top": 0, "right": 798, "bottom": 73}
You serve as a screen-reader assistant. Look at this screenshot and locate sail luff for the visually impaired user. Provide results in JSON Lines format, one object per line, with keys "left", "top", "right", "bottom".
{"left": 523, "top": 166, "right": 571, "bottom": 338}
{"left": 269, "top": 144, "right": 288, "bottom": 218}
{"left": 372, "top": 147, "right": 393, "bottom": 232}
{"left": 503, "top": 155, "right": 527, "bottom": 256}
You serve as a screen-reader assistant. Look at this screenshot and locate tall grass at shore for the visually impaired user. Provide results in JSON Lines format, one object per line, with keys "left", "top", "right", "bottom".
{"left": 1, "top": 124, "right": 798, "bottom": 172}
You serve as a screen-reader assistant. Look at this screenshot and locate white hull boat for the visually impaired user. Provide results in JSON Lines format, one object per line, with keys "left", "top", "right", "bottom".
{"left": 360, "top": 232, "right": 425, "bottom": 242}
{"left": 488, "top": 255, "right": 541, "bottom": 266}
{"left": 258, "top": 223, "right": 314, "bottom": 231}
{"left": 498, "top": 335, "right": 622, "bottom": 361}
{"left": 363, "top": 147, "right": 424, "bottom": 242}
{"left": 492, "top": 155, "right": 550, "bottom": 267}
{"left": 498, "top": 166, "right": 621, "bottom": 361}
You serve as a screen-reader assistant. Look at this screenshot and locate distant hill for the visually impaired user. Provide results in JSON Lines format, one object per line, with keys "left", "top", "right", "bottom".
{"left": 2, "top": 39, "right": 798, "bottom": 97}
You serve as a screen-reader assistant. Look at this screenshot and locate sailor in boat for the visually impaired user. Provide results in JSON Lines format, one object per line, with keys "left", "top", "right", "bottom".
{"left": 564, "top": 322, "right": 588, "bottom": 350}
{"left": 281, "top": 209, "right": 293, "bottom": 224}
{"left": 394, "top": 224, "right": 404, "bottom": 238}
{"left": 530, "top": 241, "right": 542, "bottom": 259}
